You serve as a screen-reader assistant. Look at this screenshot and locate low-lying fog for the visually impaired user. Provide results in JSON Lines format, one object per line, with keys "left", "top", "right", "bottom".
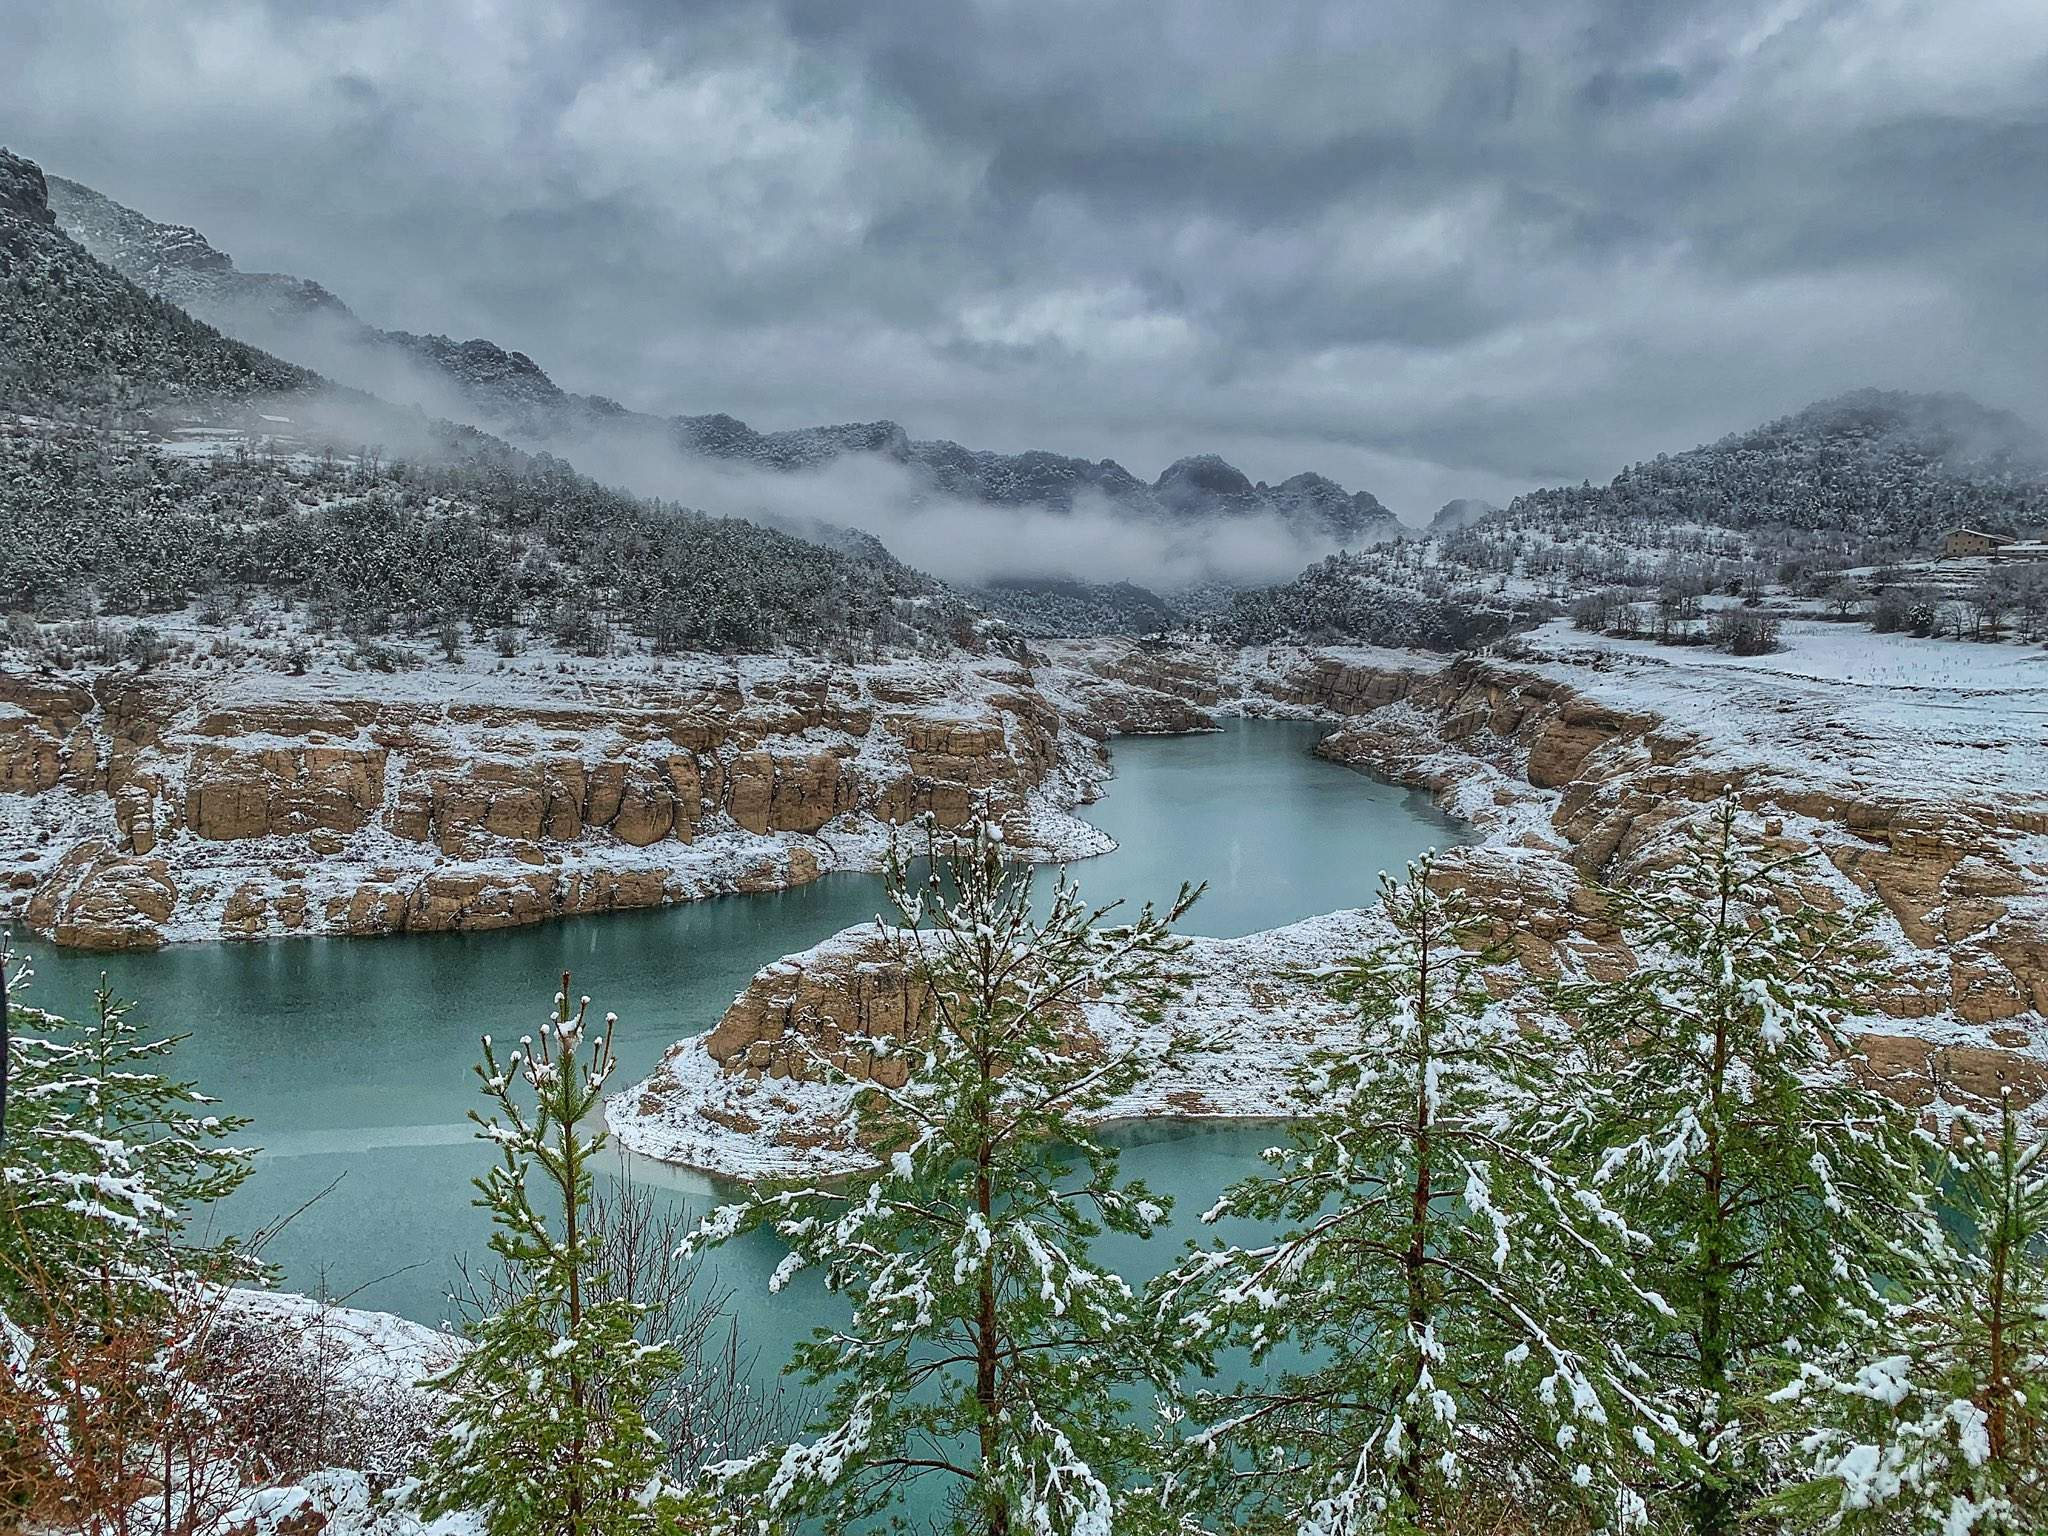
{"left": 225, "top": 300, "right": 1377, "bottom": 593}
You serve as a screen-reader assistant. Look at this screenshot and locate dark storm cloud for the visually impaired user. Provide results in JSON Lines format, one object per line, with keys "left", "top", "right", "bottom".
{"left": 5, "top": 0, "right": 2045, "bottom": 516}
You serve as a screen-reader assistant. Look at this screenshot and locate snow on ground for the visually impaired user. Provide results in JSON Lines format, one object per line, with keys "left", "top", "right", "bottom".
{"left": 607, "top": 908, "right": 1390, "bottom": 1181}
{"left": 220, "top": 1287, "right": 466, "bottom": 1395}
{"left": 220, "top": 1470, "right": 479, "bottom": 1536}
{"left": 1512, "top": 617, "right": 2048, "bottom": 807}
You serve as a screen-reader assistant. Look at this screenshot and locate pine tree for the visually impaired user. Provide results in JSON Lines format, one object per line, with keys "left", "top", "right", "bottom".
{"left": 1558, "top": 799, "right": 1942, "bottom": 1534}
{"left": 412, "top": 975, "right": 710, "bottom": 1536}
{"left": 1765, "top": 1092, "right": 2047, "bottom": 1532}
{"left": 0, "top": 967, "right": 256, "bottom": 1318}
{"left": 1150, "top": 860, "right": 1672, "bottom": 1536}
{"left": 0, "top": 961, "right": 262, "bottom": 1529}
{"left": 686, "top": 814, "right": 1200, "bottom": 1535}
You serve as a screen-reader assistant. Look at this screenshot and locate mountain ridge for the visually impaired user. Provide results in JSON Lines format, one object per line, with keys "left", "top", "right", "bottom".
{"left": 43, "top": 166, "right": 1405, "bottom": 548}
{"left": 0, "top": 147, "right": 974, "bottom": 659}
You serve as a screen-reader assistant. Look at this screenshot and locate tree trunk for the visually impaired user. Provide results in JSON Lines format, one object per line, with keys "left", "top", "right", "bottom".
{"left": 1983, "top": 1117, "right": 2014, "bottom": 1465}
{"left": 559, "top": 976, "right": 587, "bottom": 1536}
{"left": 976, "top": 1138, "right": 1007, "bottom": 1536}
{"left": 1693, "top": 864, "right": 1736, "bottom": 1536}
{"left": 1398, "top": 909, "right": 1436, "bottom": 1519}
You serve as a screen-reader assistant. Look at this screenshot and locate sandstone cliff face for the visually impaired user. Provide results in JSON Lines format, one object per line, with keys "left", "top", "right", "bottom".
{"left": 618, "top": 640, "right": 2048, "bottom": 1174}
{"left": 1277, "top": 649, "right": 2048, "bottom": 1118}
{"left": 699, "top": 935, "right": 932, "bottom": 1091}
{"left": 0, "top": 655, "right": 1104, "bottom": 948}
{"left": 1064, "top": 642, "right": 2048, "bottom": 1057}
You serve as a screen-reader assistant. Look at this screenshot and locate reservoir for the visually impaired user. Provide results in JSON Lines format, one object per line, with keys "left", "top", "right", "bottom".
{"left": 6, "top": 718, "right": 1464, "bottom": 1343}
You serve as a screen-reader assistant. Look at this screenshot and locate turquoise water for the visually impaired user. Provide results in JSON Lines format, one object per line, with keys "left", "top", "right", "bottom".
{"left": 4, "top": 719, "right": 1463, "bottom": 1337}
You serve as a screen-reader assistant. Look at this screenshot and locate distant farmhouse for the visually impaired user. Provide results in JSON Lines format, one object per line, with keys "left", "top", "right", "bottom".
{"left": 1940, "top": 527, "right": 2048, "bottom": 560}
{"left": 1942, "top": 527, "right": 2016, "bottom": 557}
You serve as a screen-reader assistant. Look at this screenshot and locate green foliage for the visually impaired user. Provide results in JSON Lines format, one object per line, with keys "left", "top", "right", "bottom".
{"left": 687, "top": 813, "right": 1200, "bottom": 1535}
{"left": 1557, "top": 799, "right": 1943, "bottom": 1534}
{"left": 1765, "top": 1095, "right": 2048, "bottom": 1533}
{"left": 0, "top": 966, "right": 257, "bottom": 1319}
{"left": 413, "top": 977, "right": 713, "bottom": 1536}
{"left": 1, "top": 149, "right": 314, "bottom": 417}
{"left": 1152, "top": 861, "right": 1670, "bottom": 1535}
{"left": 0, "top": 426, "right": 967, "bottom": 656}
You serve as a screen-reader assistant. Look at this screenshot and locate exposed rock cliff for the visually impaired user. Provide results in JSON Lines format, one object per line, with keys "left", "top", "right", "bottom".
{"left": 613, "top": 632, "right": 2048, "bottom": 1174}
{"left": 0, "top": 654, "right": 1110, "bottom": 948}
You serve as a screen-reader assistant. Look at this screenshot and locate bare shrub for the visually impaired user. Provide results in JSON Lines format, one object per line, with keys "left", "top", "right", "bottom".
{"left": 449, "top": 1176, "right": 806, "bottom": 1479}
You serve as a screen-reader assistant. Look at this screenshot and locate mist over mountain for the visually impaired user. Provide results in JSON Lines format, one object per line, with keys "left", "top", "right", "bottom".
{"left": 43, "top": 168, "right": 1407, "bottom": 595}
{"left": 1429, "top": 498, "right": 1500, "bottom": 535}
{"left": 15, "top": 141, "right": 2048, "bottom": 655}
{"left": 0, "top": 149, "right": 972, "bottom": 659}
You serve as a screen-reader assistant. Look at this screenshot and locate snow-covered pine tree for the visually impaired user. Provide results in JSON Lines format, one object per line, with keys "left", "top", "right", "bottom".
{"left": 686, "top": 813, "right": 1200, "bottom": 1536}
{"left": 1764, "top": 1091, "right": 2047, "bottom": 1532}
{"left": 0, "top": 960, "right": 266, "bottom": 1529}
{"left": 1557, "top": 798, "right": 1942, "bottom": 1535}
{"left": 412, "top": 976, "right": 711, "bottom": 1536}
{"left": 1148, "top": 858, "right": 1673, "bottom": 1536}
{"left": 0, "top": 964, "right": 256, "bottom": 1318}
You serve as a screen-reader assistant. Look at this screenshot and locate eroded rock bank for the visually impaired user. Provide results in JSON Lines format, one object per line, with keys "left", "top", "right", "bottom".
{"left": 612, "top": 634, "right": 2048, "bottom": 1176}
{"left": 0, "top": 652, "right": 1110, "bottom": 948}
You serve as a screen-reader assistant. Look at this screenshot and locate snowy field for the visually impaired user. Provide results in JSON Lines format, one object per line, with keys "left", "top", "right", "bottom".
{"left": 1512, "top": 616, "right": 2048, "bottom": 806}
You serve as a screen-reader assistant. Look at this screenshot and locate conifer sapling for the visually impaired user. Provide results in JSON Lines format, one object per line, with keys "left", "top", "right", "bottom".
{"left": 1557, "top": 798, "right": 1942, "bottom": 1535}
{"left": 1151, "top": 858, "right": 1672, "bottom": 1536}
{"left": 413, "top": 975, "right": 711, "bottom": 1536}
{"left": 686, "top": 812, "right": 1201, "bottom": 1536}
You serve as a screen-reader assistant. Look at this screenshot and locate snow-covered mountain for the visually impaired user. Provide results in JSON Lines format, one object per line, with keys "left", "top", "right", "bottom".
{"left": 1226, "top": 390, "right": 2048, "bottom": 648}
{"left": 0, "top": 149, "right": 971, "bottom": 658}
{"left": 1491, "top": 390, "right": 2048, "bottom": 555}
{"left": 44, "top": 169, "right": 1404, "bottom": 552}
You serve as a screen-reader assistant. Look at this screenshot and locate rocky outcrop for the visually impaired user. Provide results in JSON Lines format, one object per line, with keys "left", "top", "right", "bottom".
{"left": 1118, "top": 647, "right": 2043, "bottom": 1040}
{"left": 698, "top": 929, "right": 933, "bottom": 1092}
{"left": 618, "top": 639, "right": 2048, "bottom": 1175}
{"left": 25, "top": 841, "right": 178, "bottom": 950}
{"left": 1, "top": 655, "right": 1107, "bottom": 948}
{"left": 613, "top": 907, "right": 1384, "bottom": 1179}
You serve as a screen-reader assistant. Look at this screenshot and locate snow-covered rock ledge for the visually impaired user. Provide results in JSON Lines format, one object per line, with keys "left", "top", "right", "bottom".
{"left": 614, "top": 627, "right": 2048, "bottom": 1178}
{"left": 0, "top": 650, "right": 1115, "bottom": 949}
{"left": 606, "top": 908, "right": 1392, "bottom": 1181}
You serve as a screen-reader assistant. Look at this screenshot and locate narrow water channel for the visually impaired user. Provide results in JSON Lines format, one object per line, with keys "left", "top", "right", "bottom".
{"left": 6, "top": 719, "right": 1464, "bottom": 1339}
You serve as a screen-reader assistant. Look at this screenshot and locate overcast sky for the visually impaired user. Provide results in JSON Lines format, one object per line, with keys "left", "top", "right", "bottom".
{"left": 8, "top": 0, "right": 2047, "bottom": 517}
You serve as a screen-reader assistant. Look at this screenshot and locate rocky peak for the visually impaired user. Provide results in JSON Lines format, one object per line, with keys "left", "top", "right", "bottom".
{"left": 1262, "top": 472, "right": 1402, "bottom": 544}
{"left": 45, "top": 171, "right": 351, "bottom": 324}
{"left": 383, "top": 332, "right": 567, "bottom": 407}
{"left": 906, "top": 439, "right": 1150, "bottom": 509}
{"left": 0, "top": 149, "right": 55, "bottom": 226}
{"left": 1430, "top": 497, "right": 1500, "bottom": 534}
{"left": 673, "top": 412, "right": 914, "bottom": 471}
{"left": 1154, "top": 453, "right": 1257, "bottom": 509}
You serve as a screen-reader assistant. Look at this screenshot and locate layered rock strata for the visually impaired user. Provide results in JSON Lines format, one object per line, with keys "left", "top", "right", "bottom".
{"left": 0, "top": 654, "right": 1107, "bottom": 948}
{"left": 613, "top": 637, "right": 2048, "bottom": 1175}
